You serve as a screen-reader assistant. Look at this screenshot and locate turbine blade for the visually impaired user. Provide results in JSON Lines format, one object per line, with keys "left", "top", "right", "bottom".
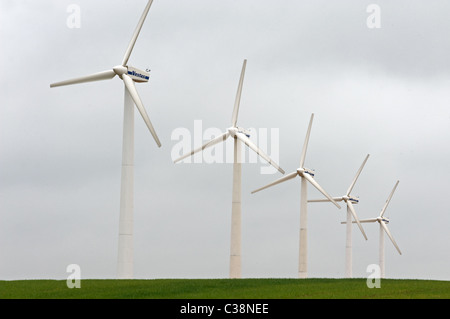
{"left": 341, "top": 218, "right": 378, "bottom": 224}
{"left": 173, "top": 132, "right": 229, "bottom": 163}
{"left": 231, "top": 59, "right": 247, "bottom": 127}
{"left": 380, "top": 180, "right": 400, "bottom": 217}
{"left": 347, "top": 201, "right": 368, "bottom": 240}
{"left": 235, "top": 132, "right": 285, "bottom": 174}
{"left": 380, "top": 220, "right": 402, "bottom": 255}
{"left": 121, "top": 0, "right": 154, "bottom": 66}
{"left": 122, "top": 74, "right": 161, "bottom": 147}
{"left": 251, "top": 171, "right": 298, "bottom": 194}
{"left": 299, "top": 113, "right": 314, "bottom": 168}
{"left": 353, "top": 218, "right": 378, "bottom": 223}
{"left": 308, "top": 197, "right": 343, "bottom": 203}
{"left": 50, "top": 70, "right": 116, "bottom": 88}
{"left": 346, "top": 154, "right": 370, "bottom": 196}
{"left": 302, "top": 172, "right": 341, "bottom": 209}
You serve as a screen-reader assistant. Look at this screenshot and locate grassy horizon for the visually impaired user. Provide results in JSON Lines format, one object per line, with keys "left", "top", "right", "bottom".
{"left": 0, "top": 278, "right": 449, "bottom": 299}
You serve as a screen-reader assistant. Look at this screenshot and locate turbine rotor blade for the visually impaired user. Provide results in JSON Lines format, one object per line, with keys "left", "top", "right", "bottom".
{"left": 346, "top": 154, "right": 370, "bottom": 196}
{"left": 122, "top": 74, "right": 161, "bottom": 147}
{"left": 231, "top": 59, "right": 247, "bottom": 127}
{"left": 302, "top": 172, "right": 341, "bottom": 209}
{"left": 380, "top": 220, "right": 402, "bottom": 255}
{"left": 235, "top": 132, "right": 285, "bottom": 174}
{"left": 308, "top": 197, "right": 344, "bottom": 203}
{"left": 346, "top": 218, "right": 378, "bottom": 224}
{"left": 251, "top": 171, "right": 298, "bottom": 194}
{"left": 299, "top": 113, "right": 314, "bottom": 168}
{"left": 50, "top": 70, "right": 116, "bottom": 88}
{"left": 380, "top": 180, "right": 400, "bottom": 217}
{"left": 347, "top": 200, "right": 368, "bottom": 240}
{"left": 121, "top": 0, "right": 154, "bottom": 66}
{"left": 173, "top": 132, "right": 230, "bottom": 163}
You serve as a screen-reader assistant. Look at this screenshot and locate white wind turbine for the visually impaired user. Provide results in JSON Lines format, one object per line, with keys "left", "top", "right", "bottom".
{"left": 345, "top": 180, "right": 402, "bottom": 278}
{"left": 174, "top": 59, "right": 285, "bottom": 278}
{"left": 309, "top": 154, "right": 370, "bottom": 278}
{"left": 252, "top": 113, "right": 341, "bottom": 278}
{"left": 50, "top": 0, "right": 160, "bottom": 279}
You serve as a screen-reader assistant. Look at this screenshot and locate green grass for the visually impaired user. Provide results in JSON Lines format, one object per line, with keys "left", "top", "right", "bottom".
{"left": 0, "top": 278, "right": 448, "bottom": 299}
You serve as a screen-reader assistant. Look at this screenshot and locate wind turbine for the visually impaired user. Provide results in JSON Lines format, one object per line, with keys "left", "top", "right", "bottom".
{"left": 50, "top": 0, "right": 160, "bottom": 279}
{"left": 174, "top": 59, "right": 285, "bottom": 278}
{"left": 252, "top": 113, "right": 341, "bottom": 278}
{"left": 344, "top": 180, "right": 401, "bottom": 278}
{"left": 309, "top": 154, "right": 370, "bottom": 278}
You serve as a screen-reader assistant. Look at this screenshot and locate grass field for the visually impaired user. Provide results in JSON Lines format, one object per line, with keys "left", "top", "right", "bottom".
{"left": 0, "top": 278, "right": 449, "bottom": 299}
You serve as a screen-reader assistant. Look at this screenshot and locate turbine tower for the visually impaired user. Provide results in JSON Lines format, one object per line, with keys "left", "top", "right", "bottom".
{"left": 309, "top": 154, "right": 370, "bottom": 278}
{"left": 252, "top": 113, "right": 341, "bottom": 278}
{"left": 174, "top": 59, "right": 285, "bottom": 279}
{"left": 345, "top": 180, "right": 402, "bottom": 278}
{"left": 50, "top": 0, "right": 160, "bottom": 279}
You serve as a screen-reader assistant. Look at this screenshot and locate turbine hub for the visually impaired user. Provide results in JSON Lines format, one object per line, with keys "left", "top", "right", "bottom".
{"left": 113, "top": 65, "right": 128, "bottom": 76}
{"left": 227, "top": 127, "right": 238, "bottom": 137}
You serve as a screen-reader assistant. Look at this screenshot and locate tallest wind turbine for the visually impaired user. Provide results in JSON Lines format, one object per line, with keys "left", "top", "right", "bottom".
{"left": 50, "top": 0, "right": 160, "bottom": 279}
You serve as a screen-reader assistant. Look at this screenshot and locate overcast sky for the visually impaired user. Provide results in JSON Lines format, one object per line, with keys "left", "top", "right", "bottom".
{"left": 1, "top": 0, "right": 450, "bottom": 281}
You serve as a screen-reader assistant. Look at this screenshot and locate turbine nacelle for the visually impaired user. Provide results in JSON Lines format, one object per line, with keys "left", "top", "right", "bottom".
{"left": 297, "top": 167, "right": 315, "bottom": 177}
{"left": 126, "top": 66, "right": 150, "bottom": 83}
{"left": 113, "top": 65, "right": 150, "bottom": 82}
{"left": 377, "top": 216, "right": 390, "bottom": 224}
{"left": 343, "top": 195, "right": 359, "bottom": 204}
{"left": 227, "top": 127, "right": 251, "bottom": 138}
{"left": 238, "top": 127, "right": 251, "bottom": 138}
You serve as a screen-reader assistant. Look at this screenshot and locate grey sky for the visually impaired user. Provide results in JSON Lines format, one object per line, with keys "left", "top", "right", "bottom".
{"left": 1, "top": 0, "right": 449, "bottom": 280}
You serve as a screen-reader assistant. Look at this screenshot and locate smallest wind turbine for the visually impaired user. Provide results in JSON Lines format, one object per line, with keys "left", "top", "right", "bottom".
{"left": 344, "top": 180, "right": 402, "bottom": 278}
